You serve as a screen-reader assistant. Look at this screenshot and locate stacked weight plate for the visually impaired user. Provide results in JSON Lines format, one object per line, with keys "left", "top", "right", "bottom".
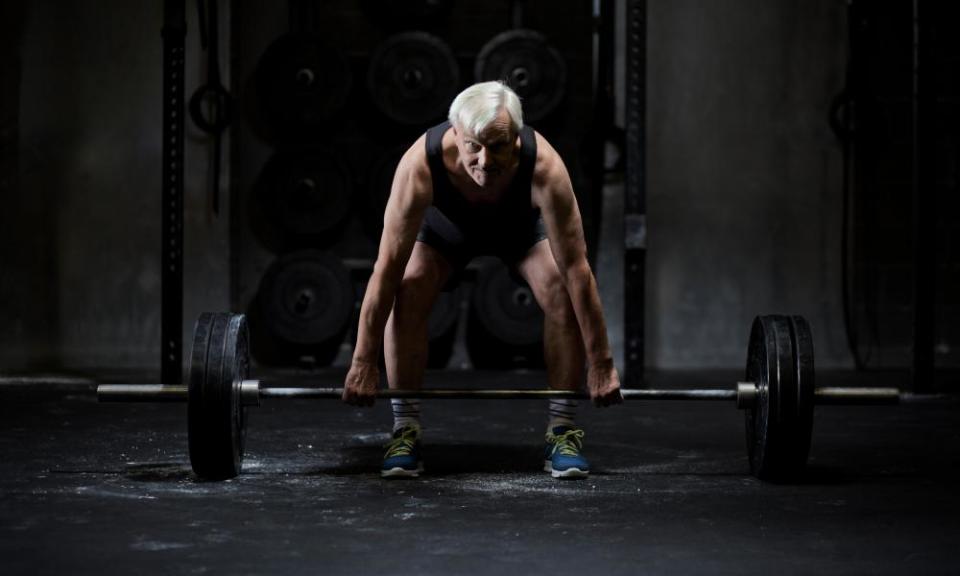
{"left": 467, "top": 260, "right": 545, "bottom": 369}
{"left": 248, "top": 251, "right": 356, "bottom": 366}
{"left": 188, "top": 313, "right": 250, "bottom": 480}
{"left": 744, "top": 315, "right": 815, "bottom": 482}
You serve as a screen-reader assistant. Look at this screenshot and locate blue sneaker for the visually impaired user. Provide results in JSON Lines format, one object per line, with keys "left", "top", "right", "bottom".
{"left": 544, "top": 426, "right": 590, "bottom": 479}
{"left": 381, "top": 425, "right": 424, "bottom": 478}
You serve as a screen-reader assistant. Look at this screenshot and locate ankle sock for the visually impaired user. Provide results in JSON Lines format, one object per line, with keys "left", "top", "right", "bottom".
{"left": 391, "top": 398, "right": 421, "bottom": 433}
{"left": 547, "top": 398, "right": 577, "bottom": 431}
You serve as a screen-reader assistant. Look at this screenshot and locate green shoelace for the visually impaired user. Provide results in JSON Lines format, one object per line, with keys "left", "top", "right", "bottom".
{"left": 548, "top": 428, "right": 585, "bottom": 457}
{"left": 384, "top": 427, "right": 420, "bottom": 458}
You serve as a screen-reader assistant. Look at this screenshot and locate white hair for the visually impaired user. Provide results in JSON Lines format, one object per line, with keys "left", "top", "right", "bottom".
{"left": 448, "top": 81, "right": 523, "bottom": 136}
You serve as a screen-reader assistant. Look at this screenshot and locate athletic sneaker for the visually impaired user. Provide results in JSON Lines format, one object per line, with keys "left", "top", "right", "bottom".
{"left": 544, "top": 426, "right": 590, "bottom": 479}
{"left": 381, "top": 425, "right": 424, "bottom": 478}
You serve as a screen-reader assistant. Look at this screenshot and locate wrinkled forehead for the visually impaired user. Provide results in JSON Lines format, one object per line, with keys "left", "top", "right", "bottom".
{"left": 459, "top": 109, "right": 517, "bottom": 145}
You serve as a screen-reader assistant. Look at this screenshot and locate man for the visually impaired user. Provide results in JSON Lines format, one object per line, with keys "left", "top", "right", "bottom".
{"left": 343, "top": 81, "right": 622, "bottom": 479}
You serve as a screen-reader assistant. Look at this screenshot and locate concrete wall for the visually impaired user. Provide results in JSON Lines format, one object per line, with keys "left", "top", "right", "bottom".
{"left": 1, "top": 1, "right": 232, "bottom": 375}
{"left": 644, "top": 0, "right": 851, "bottom": 368}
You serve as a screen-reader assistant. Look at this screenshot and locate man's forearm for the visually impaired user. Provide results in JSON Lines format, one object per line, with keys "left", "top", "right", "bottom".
{"left": 563, "top": 262, "right": 613, "bottom": 366}
{"left": 352, "top": 266, "right": 401, "bottom": 364}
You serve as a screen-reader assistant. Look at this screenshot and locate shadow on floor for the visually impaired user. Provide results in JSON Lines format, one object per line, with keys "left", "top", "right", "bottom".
{"left": 324, "top": 443, "right": 545, "bottom": 476}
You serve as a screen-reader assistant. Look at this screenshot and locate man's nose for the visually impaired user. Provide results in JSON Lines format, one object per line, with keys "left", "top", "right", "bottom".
{"left": 476, "top": 148, "right": 488, "bottom": 168}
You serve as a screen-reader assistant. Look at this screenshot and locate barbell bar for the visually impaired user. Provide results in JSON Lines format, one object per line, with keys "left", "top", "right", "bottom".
{"left": 95, "top": 312, "right": 914, "bottom": 482}
{"left": 96, "top": 382, "right": 901, "bottom": 405}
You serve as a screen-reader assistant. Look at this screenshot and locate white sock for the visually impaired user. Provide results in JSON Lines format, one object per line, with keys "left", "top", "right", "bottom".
{"left": 547, "top": 398, "right": 577, "bottom": 431}
{"left": 391, "top": 398, "right": 421, "bottom": 433}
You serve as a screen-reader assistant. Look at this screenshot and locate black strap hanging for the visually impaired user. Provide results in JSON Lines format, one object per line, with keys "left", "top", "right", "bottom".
{"left": 189, "top": 0, "right": 232, "bottom": 216}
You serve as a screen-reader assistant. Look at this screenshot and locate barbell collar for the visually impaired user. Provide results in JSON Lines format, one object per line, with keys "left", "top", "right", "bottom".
{"left": 240, "top": 380, "right": 261, "bottom": 407}
{"left": 736, "top": 381, "right": 757, "bottom": 410}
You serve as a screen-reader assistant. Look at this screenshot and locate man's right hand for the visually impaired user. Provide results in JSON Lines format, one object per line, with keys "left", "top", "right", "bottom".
{"left": 342, "top": 359, "right": 380, "bottom": 406}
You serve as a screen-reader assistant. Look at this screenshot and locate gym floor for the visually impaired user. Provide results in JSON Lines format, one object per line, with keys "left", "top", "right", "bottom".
{"left": 1, "top": 370, "right": 957, "bottom": 575}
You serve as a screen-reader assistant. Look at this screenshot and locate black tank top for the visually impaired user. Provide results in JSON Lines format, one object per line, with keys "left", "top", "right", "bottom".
{"left": 424, "top": 121, "right": 540, "bottom": 236}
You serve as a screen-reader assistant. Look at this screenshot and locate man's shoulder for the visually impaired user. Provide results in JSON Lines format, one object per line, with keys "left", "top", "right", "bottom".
{"left": 398, "top": 134, "right": 431, "bottom": 181}
{"left": 531, "top": 130, "right": 567, "bottom": 187}
{"left": 389, "top": 134, "right": 433, "bottom": 206}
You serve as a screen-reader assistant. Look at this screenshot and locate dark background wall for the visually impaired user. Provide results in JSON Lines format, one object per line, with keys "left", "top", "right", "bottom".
{"left": 0, "top": 0, "right": 955, "bottom": 377}
{"left": 645, "top": 0, "right": 850, "bottom": 368}
{"left": 0, "top": 1, "right": 232, "bottom": 376}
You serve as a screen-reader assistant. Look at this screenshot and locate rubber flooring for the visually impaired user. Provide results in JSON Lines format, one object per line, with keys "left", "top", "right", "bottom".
{"left": 1, "top": 370, "right": 957, "bottom": 575}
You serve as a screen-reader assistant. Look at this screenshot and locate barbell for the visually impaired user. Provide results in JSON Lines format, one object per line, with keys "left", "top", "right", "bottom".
{"left": 98, "top": 312, "right": 904, "bottom": 482}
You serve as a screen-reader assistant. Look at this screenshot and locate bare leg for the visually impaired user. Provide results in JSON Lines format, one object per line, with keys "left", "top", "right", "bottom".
{"left": 516, "top": 240, "right": 586, "bottom": 392}
{"left": 383, "top": 242, "right": 452, "bottom": 391}
{"left": 517, "top": 240, "right": 590, "bottom": 479}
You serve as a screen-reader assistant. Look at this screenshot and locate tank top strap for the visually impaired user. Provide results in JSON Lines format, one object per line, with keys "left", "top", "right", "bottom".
{"left": 515, "top": 125, "right": 538, "bottom": 192}
{"left": 425, "top": 121, "right": 452, "bottom": 197}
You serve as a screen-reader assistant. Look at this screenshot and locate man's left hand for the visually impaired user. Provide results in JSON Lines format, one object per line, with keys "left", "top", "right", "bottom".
{"left": 587, "top": 359, "right": 623, "bottom": 407}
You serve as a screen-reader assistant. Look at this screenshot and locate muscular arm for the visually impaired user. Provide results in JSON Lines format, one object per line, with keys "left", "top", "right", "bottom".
{"left": 531, "top": 135, "right": 613, "bottom": 368}
{"left": 352, "top": 138, "right": 432, "bottom": 365}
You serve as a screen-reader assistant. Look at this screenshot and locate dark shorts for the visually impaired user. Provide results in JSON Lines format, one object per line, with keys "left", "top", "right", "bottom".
{"left": 416, "top": 206, "right": 548, "bottom": 288}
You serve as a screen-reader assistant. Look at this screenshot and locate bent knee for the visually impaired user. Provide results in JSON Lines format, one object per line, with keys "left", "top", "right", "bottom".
{"left": 539, "top": 281, "right": 577, "bottom": 325}
{"left": 398, "top": 264, "right": 442, "bottom": 297}
{"left": 394, "top": 269, "right": 442, "bottom": 321}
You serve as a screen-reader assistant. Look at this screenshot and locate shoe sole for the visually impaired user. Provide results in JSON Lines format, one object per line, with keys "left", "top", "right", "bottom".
{"left": 543, "top": 460, "right": 589, "bottom": 479}
{"left": 381, "top": 463, "right": 425, "bottom": 478}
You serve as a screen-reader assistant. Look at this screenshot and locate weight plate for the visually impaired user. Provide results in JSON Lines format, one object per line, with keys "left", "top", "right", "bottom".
{"left": 744, "top": 314, "right": 814, "bottom": 482}
{"left": 471, "top": 260, "right": 543, "bottom": 347}
{"left": 789, "top": 315, "right": 816, "bottom": 472}
{"left": 466, "top": 306, "right": 544, "bottom": 370}
{"left": 361, "top": 145, "right": 406, "bottom": 242}
{"left": 250, "top": 33, "right": 352, "bottom": 143}
{"left": 467, "top": 259, "right": 544, "bottom": 369}
{"left": 474, "top": 29, "right": 567, "bottom": 123}
{"left": 188, "top": 313, "right": 249, "bottom": 480}
{"left": 427, "top": 288, "right": 462, "bottom": 369}
{"left": 429, "top": 287, "right": 461, "bottom": 341}
{"left": 360, "top": 0, "right": 453, "bottom": 31}
{"left": 744, "top": 315, "right": 774, "bottom": 480}
{"left": 253, "top": 150, "right": 352, "bottom": 250}
{"left": 367, "top": 32, "right": 460, "bottom": 125}
{"left": 256, "top": 250, "right": 355, "bottom": 348}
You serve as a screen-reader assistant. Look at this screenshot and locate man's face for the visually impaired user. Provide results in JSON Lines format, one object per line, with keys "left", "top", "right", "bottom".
{"left": 453, "top": 108, "right": 518, "bottom": 188}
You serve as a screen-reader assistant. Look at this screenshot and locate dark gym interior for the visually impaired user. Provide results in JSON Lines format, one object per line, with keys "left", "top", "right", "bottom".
{"left": 1, "top": 1, "right": 958, "bottom": 574}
